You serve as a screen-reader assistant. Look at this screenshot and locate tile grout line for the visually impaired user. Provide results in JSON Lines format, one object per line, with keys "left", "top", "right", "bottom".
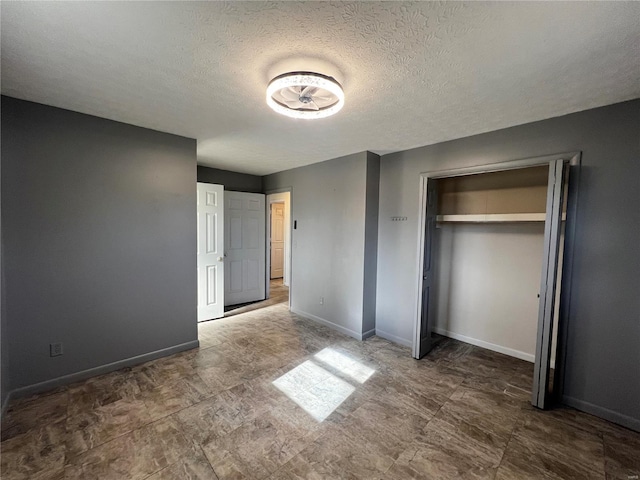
{"left": 6, "top": 304, "right": 638, "bottom": 480}
{"left": 64, "top": 377, "right": 233, "bottom": 465}
{"left": 600, "top": 433, "right": 606, "bottom": 479}
{"left": 381, "top": 365, "right": 466, "bottom": 477}
{"left": 140, "top": 462, "right": 172, "bottom": 480}
{"left": 494, "top": 405, "right": 523, "bottom": 476}
{"left": 198, "top": 442, "right": 222, "bottom": 480}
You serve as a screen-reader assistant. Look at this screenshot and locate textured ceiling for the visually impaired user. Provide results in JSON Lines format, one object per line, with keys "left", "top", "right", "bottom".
{"left": 2, "top": 2, "right": 639, "bottom": 175}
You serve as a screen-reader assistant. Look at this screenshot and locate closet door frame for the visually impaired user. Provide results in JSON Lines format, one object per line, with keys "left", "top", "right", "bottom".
{"left": 413, "top": 152, "right": 581, "bottom": 407}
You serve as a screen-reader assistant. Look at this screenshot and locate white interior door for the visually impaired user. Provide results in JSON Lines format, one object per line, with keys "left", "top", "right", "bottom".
{"left": 225, "top": 192, "right": 266, "bottom": 306}
{"left": 532, "top": 159, "right": 567, "bottom": 408}
{"left": 270, "top": 203, "right": 285, "bottom": 279}
{"left": 197, "top": 183, "right": 224, "bottom": 322}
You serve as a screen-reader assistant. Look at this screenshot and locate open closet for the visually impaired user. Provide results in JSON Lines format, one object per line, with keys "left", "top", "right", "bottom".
{"left": 414, "top": 155, "right": 578, "bottom": 409}
{"left": 434, "top": 165, "right": 558, "bottom": 365}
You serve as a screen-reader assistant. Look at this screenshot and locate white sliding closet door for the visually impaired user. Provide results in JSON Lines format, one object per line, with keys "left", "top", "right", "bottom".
{"left": 532, "top": 159, "right": 567, "bottom": 409}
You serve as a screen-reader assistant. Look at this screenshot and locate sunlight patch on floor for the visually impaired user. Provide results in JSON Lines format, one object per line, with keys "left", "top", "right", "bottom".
{"left": 273, "top": 349, "right": 376, "bottom": 422}
{"left": 314, "top": 347, "right": 375, "bottom": 383}
{"left": 273, "top": 360, "right": 355, "bottom": 422}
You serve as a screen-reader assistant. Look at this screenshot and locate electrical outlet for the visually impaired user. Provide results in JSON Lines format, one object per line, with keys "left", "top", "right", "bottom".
{"left": 50, "top": 342, "right": 63, "bottom": 357}
{"left": 319, "top": 296, "right": 324, "bottom": 305}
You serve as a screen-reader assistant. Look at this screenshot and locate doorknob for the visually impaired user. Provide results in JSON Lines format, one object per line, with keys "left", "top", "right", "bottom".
{"left": 217, "top": 257, "right": 224, "bottom": 262}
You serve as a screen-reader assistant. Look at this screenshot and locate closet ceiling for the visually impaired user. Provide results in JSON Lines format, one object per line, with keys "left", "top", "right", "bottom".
{"left": 2, "top": 2, "right": 638, "bottom": 175}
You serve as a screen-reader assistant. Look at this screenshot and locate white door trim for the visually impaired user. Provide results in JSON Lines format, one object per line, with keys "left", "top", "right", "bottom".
{"left": 269, "top": 202, "right": 286, "bottom": 280}
{"left": 265, "top": 188, "right": 293, "bottom": 310}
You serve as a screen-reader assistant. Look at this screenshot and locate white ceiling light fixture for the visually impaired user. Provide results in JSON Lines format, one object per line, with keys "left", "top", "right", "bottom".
{"left": 266, "top": 72, "right": 344, "bottom": 120}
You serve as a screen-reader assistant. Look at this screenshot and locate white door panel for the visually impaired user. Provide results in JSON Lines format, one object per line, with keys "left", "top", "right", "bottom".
{"left": 224, "top": 192, "right": 266, "bottom": 306}
{"left": 247, "top": 260, "right": 259, "bottom": 289}
{"left": 270, "top": 202, "right": 285, "bottom": 279}
{"left": 246, "top": 218, "right": 259, "bottom": 248}
{"left": 229, "top": 261, "right": 242, "bottom": 292}
{"left": 197, "top": 183, "right": 224, "bottom": 321}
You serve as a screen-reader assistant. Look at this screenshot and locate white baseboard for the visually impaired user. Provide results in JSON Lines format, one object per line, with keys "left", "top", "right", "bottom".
{"left": 362, "top": 328, "right": 376, "bottom": 340}
{"left": 4, "top": 340, "right": 199, "bottom": 408}
{"left": 562, "top": 395, "right": 640, "bottom": 433}
{"left": 433, "top": 327, "right": 536, "bottom": 363}
{"left": 1, "top": 391, "right": 13, "bottom": 417}
{"left": 374, "top": 329, "right": 413, "bottom": 348}
{"left": 291, "top": 308, "right": 365, "bottom": 341}
{"left": 433, "top": 328, "right": 557, "bottom": 368}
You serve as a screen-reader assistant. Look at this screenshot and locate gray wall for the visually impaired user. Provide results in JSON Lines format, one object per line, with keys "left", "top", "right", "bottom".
{"left": 197, "top": 165, "right": 262, "bottom": 193}
{"left": 264, "top": 152, "right": 374, "bottom": 339}
{"left": 362, "top": 152, "right": 380, "bottom": 335}
{"left": 1, "top": 154, "right": 7, "bottom": 409}
{"left": 1, "top": 96, "right": 198, "bottom": 396}
{"left": 375, "top": 99, "right": 640, "bottom": 429}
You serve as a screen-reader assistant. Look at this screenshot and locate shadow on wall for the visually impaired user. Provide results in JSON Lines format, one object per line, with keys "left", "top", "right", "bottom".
{"left": 197, "top": 165, "right": 263, "bottom": 193}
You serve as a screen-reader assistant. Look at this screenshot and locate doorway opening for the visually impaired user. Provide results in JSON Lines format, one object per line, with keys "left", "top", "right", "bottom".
{"left": 197, "top": 185, "right": 293, "bottom": 323}
{"left": 210, "top": 189, "right": 292, "bottom": 318}
{"left": 414, "top": 153, "right": 580, "bottom": 410}
{"left": 197, "top": 185, "right": 270, "bottom": 322}
{"left": 266, "top": 190, "right": 292, "bottom": 309}
{"left": 222, "top": 277, "right": 288, "bottom": 317}
{"left": 270, "top": 202, "right": 286, "bottom": 281}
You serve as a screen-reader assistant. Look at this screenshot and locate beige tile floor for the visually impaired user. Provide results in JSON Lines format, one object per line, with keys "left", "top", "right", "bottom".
{"left": 2, "top": 302, "right": 639, "bottom": 479}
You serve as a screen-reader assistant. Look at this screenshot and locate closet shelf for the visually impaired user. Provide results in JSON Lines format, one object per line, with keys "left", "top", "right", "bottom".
{"left": 436, "top": 213, "right": 551, "bottom": 223}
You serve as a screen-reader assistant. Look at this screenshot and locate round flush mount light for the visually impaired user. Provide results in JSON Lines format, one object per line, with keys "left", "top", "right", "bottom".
{"left": 266, "top": 72, "right": 344, "bottom": 120}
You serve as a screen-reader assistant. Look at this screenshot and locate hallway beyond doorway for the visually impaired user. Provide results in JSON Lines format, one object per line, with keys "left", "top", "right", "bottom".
{"left": 223, "top": 278, "right": 289, "bottom": 318}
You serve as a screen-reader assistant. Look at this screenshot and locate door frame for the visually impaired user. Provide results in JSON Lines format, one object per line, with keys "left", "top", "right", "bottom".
{"left": 413, "top": 152, "right": 581, "bottom": 401}
{"left": 265, "top": 188, "right": 293, "bottom": 309}
{"left": 268, "top": 201, "right": 286, "bottom": 280}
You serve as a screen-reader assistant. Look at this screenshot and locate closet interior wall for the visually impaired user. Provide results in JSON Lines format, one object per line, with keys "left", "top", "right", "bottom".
{"left": 433, "top": 165, "right": 561, "bottom": 365}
